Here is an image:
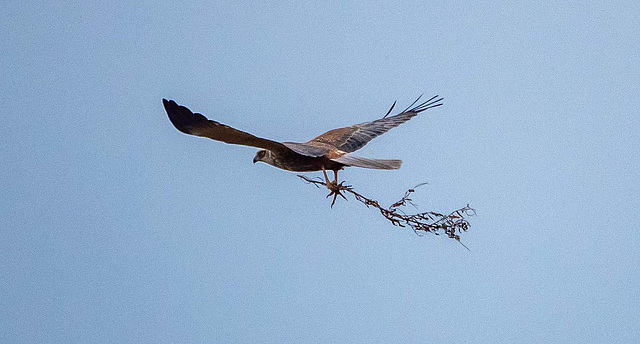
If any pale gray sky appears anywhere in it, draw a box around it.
[2,1,639,343]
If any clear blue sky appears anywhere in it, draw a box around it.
[2,1,639,343]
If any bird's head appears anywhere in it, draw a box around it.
[253,150,267,164]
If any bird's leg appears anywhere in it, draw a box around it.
[322,167,347,207]
[322,167,332,187]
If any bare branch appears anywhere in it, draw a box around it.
[298,175,475,249]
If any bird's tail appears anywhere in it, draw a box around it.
[331,155,402,170]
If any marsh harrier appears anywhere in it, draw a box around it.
[163,95,442,202]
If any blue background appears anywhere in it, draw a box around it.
[2,1,639,343]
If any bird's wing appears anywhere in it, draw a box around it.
[163,99,291,153]
[308,95,443,153]
[280,141,337,158]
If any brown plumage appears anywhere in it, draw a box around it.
[163,95,443,199]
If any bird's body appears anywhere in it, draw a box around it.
[253,148,345,172]
[163,95,442,204]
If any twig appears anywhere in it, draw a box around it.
[298,175,475,249]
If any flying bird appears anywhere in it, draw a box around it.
[163,95,443,204]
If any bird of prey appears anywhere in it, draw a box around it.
[163,95,443,204]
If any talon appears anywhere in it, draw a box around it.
[330,193,339,207]
[326,182,347,208]
[322,167,347,207]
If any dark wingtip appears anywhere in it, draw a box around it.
[406,94,444,113]
[163,99,190,133]
[163,99,210,135]
[162,98,175,109]
[382,100,397,119]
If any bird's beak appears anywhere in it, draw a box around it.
[253,156,258,164]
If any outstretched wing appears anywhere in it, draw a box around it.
[163,99,290,153]
[308,95,443,153]
[280,141,339,158]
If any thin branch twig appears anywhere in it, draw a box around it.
[298,175,475,250]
